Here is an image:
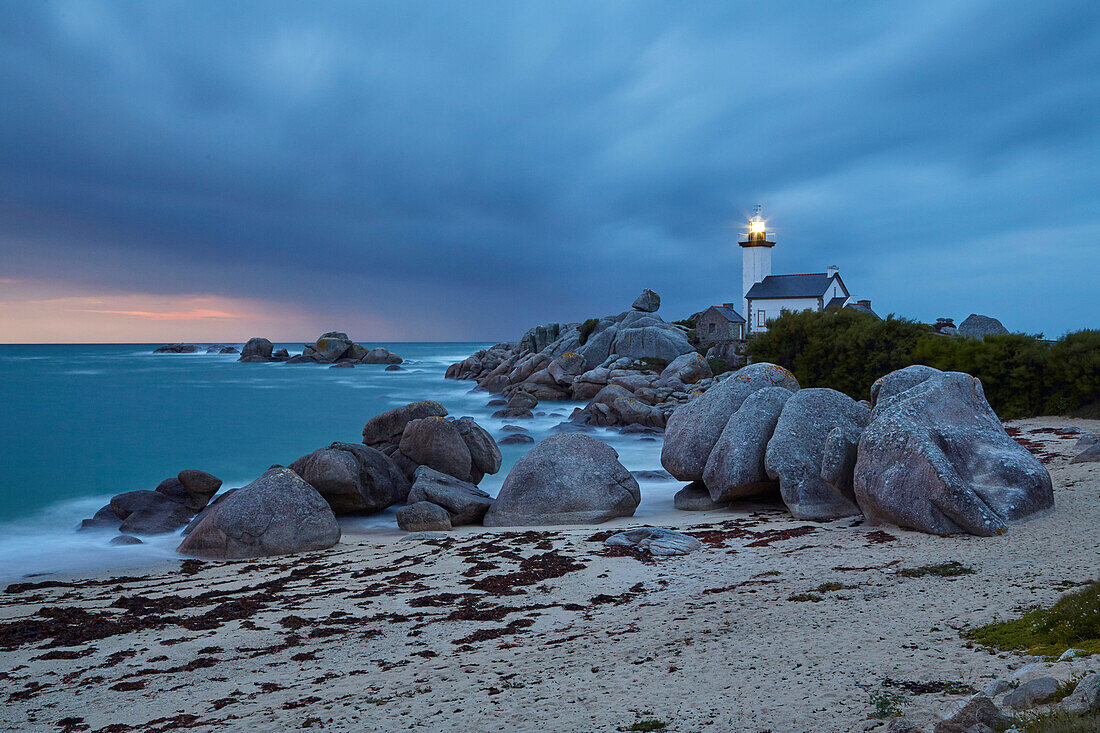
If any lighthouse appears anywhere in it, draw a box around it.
[740,205,774,325]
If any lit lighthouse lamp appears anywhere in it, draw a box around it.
[747,205,768,241]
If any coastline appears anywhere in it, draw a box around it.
[3,417,1097,732]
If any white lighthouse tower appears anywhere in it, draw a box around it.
[740,205,773,326]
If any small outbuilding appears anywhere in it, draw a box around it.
[696,303,745,345]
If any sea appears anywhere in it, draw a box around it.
[0,343,680,582]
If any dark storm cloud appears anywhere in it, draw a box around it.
[1,0,1098,339]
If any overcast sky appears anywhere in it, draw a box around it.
[1,1,1098,343]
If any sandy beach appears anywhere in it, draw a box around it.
[2,417,1097,733]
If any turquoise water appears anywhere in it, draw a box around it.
[0,343,678,581]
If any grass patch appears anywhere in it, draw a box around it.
[814,582,858,593]
[788,593,824,603]
[899,561,975,578]
[708,356,734,375]
[964,581,1100,658]
[578,318,600,345]
[1050,676,1083,704]
[626,720,667,731]
[868,689,908,719]
[1012,709,1100,733]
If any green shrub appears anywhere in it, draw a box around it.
[868,689,908,719]
[746,309,1100,419]
[578,318,600,346]
[964,581,1100,658]
[747,309,930,400]
[708,356,733,375]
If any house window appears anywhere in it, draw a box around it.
[709,323,716,333]
[757,310,766,327]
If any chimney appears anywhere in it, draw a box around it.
[826,265,839,279]
[858,299,871,307]
[722,302,736,308]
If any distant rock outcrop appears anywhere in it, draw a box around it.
[445,290,702,428]
[238,332,402,365]
[957,313,1009,338]
[153,343,199,353]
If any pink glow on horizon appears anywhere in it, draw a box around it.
[0,279,395,343]
[75,308,247,321]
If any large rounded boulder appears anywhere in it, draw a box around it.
[764,388,869,521]
[484,433,640,526]
[662,363,800,481]
[362,400,448,447]
[288,442,410,514]
[853,370,1053,536]
[399,416,473,481]
[177,467,340,559]
[870,364,942,409]
[702,387,793,502]
[453,417,502,481]
[239,337,274,361]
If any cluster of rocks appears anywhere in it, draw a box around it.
[932,313,1010,339]
[888,670,1100,732]
[448,289,729,430]
[153,343,239,354]
[79,469,225,544]
[661,362,1054,536]
[284,400,503,534]
[237,333,403,367]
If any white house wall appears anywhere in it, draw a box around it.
[749,297,820,331]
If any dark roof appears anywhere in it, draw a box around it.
[845,302,880,319]
[825,296,848,310]
[745,273,842,300]
[702,305,744,323]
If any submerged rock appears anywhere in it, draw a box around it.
[177,467,340,559]
[153,343,198,353]
[484,433,640,526]
[79,504,121,531]
[109,534,143,546]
